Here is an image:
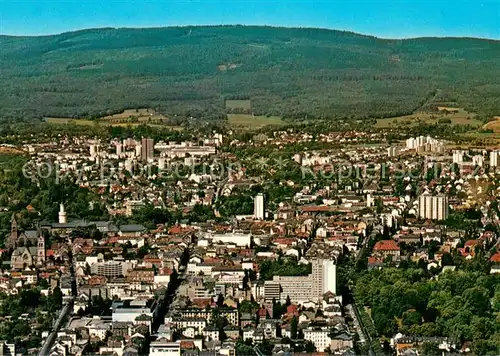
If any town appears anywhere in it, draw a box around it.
[0,120,498,356]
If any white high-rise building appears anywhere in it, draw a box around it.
[366,193,374,208]
[452,150,465,164]
[125,159,133,173]
[311,258,336,297]
[387,147,397,157]
[406,138,417,149]
[135,144,142,158]
[58,203,67,224]
[271,258,337,303]
[89,144,98,157]
[490,150,499,167]
[381,213,394,228]
[141,138,155,161]
[116,143,123,156]
[254,193,264,220]
[158,158,166,170]
[472,155,484,167]
[418,193,448,221]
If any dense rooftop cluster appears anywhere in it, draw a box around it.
[0,123,498,356]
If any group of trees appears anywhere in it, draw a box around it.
[355,268,500,355]
[0,286,63,350]
[0,154,111,244]
[258,257,310,281]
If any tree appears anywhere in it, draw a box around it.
[51,286,63,309]
[421,341,440,356]
[236,340,254,355]
[304,340,317,353]
[285,295,291,307]
[20,289,40,309]
[402,310,421,327]
[216,294,225,308]
[239,300,258,314]
[463,287,490,316]
[290,316,298,339]
[272,299,284,319]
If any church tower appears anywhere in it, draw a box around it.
[6,213,18,249]
[37,229,45,265]
[58,203,67,224]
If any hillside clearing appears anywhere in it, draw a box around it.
[225,99,252,110]
[227,114,285,128]
[375,109,482,128]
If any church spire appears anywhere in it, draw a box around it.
[6,213,18,249]
[37,229,45,265]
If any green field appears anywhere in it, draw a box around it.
[45,118,95,126]
[375,109,482,128]
[46,109,183,130]
[227,114,285,128]
[225,99,252,110]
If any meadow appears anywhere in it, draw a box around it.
[225,100,252,111]
[227,114,285,129]
[375,108,482,129]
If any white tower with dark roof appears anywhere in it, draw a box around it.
[58,203,67,224]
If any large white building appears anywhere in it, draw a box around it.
[418,193,448,221]
[269,258,336,304]
[387,147,398,157]
[472,155,484,167]
[452,150,465,164]
[90,260,131,278]
[311,258,336,299]
[406,136,443,152]
[199,232,252,247]
[303,326,332,352]
[112,299,158,323]
[490,150,499,167]
[149,339,180,356]
[254,193,265,220]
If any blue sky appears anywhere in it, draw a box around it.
[0,0,499,39]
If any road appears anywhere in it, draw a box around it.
[214,176,228,204]
[37,299,73,356]
[38,247,78,356]
[346,225,382,356]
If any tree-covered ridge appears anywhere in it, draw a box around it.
[1,25,500,121]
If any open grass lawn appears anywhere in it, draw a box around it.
[45,108,183,129]
[375,109,482,129]
[225,99,252,110]
[101,108,154,120]
[45,118,95,126]
[100,108,167,123]
[227,114,285,128]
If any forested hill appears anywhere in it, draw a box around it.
[1,25,500,121]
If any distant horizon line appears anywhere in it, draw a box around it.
[1,24,499,42]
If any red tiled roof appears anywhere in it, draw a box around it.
[286,305,298,315]
[368,257,383,264]
[257,307,267,317]
[169,225,182,234]
[299,205,331,212]
[489,252,500,263]
[180,341,195,349]
[373,240,400,251]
